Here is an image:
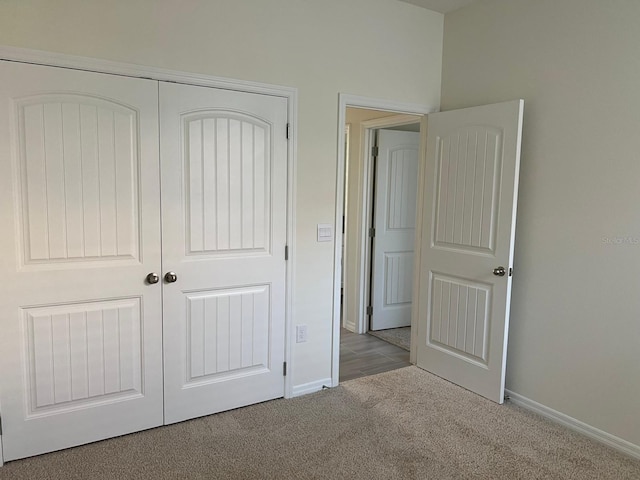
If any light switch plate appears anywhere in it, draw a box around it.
[317,224,333,242]
[296,325,308,343]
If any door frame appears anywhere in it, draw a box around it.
[358,115,424,335]
[332,94,436,387]
[0,48,298,463]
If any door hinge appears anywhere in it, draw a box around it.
[286,123,290,140]
[366,305,373,316]
[285,245,289,261]
[371,145,379,157]
[0,414,3,435]
[283,362,287,376]
[368,227,375,238]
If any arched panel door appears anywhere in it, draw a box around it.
[159,82,288,423]
[370,130,420,331]
[0,60,163,461]
[416,100,524,404]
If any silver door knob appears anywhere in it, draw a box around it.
[493,266,506,276]
[146,273,160,284]
[164,271,178,283]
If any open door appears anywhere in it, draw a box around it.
[415,100,524,404]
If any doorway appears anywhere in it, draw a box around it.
[335,101,430,384]
[333,95,524,405]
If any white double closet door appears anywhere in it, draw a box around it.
[0,61,287,461]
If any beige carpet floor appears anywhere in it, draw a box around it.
[368,327,411,351]
[1,366,639,479]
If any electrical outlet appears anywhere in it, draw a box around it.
[296,325,308,343]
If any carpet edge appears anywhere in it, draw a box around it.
[506,389,640,461]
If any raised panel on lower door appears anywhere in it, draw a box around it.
[427,274,490,366]
[384,252,414,307]
[24,299,143,414]
[185,286,270,382]
[0,60,163,461]
[160,82,287,424]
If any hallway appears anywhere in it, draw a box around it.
[339,328,410,382]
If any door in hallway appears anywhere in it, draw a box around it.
[370,129,420,331]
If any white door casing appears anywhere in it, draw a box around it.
[160,82,288,424]
[370,130,420,331]
[416,100,524,404]
[0,61,164,460]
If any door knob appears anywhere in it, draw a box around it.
[164,271,178,283]
[493,266,506,276]
[146,272,160,284]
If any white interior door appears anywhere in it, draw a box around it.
[0,61,164,461]
[160,82,288,424]
[370,130,420,330]
[416,100,524,404]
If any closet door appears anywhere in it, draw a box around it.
[0,61,163,461]
[160,82,288,423]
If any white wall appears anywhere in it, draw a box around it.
[0,0,443,388]
[442,0,640,447]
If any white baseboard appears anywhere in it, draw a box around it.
[343,320,356,333]
[292,378,333,398]
[505,389,640,460]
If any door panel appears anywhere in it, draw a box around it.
[433,126,502,253]
[160,82,287,424]
[24,298,143,408]
[0,61,163,461]
[416,100,524,404]
[371,130,420,330]
[184,113,271,254]
[185,286,270,380]
[19,95,141,265]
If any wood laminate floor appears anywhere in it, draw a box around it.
[339,328,411,382]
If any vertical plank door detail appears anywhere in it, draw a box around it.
[184,114,270,255]
[17,95,140,266]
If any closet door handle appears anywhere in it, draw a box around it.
[164,272,178,283]
[146,273,160,284]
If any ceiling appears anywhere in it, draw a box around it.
[398,0,477,14]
